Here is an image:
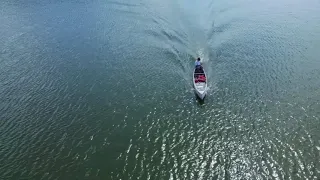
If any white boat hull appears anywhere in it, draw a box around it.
[194,82,207,100]
[193,66,207,100]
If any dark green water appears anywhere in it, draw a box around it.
[1,0,320,179]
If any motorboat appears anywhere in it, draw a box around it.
[193,65,207,100]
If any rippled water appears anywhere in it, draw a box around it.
[1,0,320,179]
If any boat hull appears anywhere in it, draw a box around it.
[195,89,206,100]
[193,66,207,100]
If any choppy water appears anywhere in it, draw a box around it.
[1,0,320,179]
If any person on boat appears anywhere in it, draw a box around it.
[195,57,201,67]
[195,57,203,74]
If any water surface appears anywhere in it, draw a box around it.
[1,0,320,179]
